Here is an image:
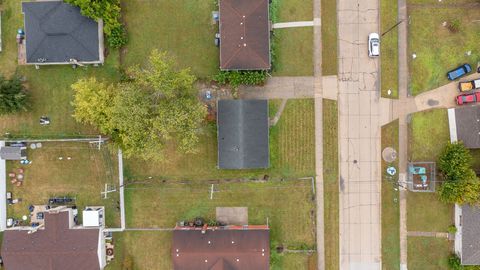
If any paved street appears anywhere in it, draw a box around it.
[337,0,382,269]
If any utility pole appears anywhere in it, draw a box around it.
[382,20,404,37]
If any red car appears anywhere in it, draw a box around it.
[456,92,480,105]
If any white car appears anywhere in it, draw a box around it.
[368,33,380,57]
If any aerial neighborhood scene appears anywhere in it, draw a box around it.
[0,0,479,269]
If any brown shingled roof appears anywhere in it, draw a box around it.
[172,228,270,270]
[1,211,101,270]
[219,0,271,70]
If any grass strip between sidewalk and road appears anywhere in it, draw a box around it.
[380,0,399,98]
[381,120,400,270]
[323,99,339,270]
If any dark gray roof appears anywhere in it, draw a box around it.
[0,147,26,160]
[453,106,480,148]
[217,100,269,169]
[462,205,480,265]
[22,1,100,64]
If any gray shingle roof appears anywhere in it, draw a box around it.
[217,99,269,169]
[453,106,480,149]
[461,205,480,265]
[22,1,101,64]
[0,147,26,160]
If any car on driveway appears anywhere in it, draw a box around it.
[368,33,380,57]
[459,79,480,92]
[456,92,480,105]
[447,64,472,81]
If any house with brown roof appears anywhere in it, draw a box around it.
[172,225,270,270]
[1,209,106,270]
[219,0,271,70]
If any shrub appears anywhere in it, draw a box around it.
[0,75,29,115]
[447,225,457,234]
[213,70,267,88]
[448,19,461,33]
[107,25,128,48]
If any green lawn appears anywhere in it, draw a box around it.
[408,0,478,4]
[6,142,121,227]
[124,99,315,180]
[321,0,338,76]
[381,120,400,270]
[125,180,316,247]
[105,232,172,270]
[273,28,314,76]
[407,237,451,270]
[121,0,218,79]
[408,6,480,95]
[0,0,120,138]
[407,192,453,232]
[380,0,398,98]
[323,99,339,270]
[277,0,313,22]
[409,109,450,161]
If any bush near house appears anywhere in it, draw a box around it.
[213,70,267,88]
[0,75,29,115]
[437,142,480,204]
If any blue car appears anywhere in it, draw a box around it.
[447,64,472,81]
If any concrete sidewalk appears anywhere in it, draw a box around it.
[272,21,317,29]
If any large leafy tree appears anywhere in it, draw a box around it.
[438,142,480,204]
[0,76,29,115]
[72,50,206,160]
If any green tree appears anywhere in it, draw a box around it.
[71,50,206,160]
[0,76,29,115]
[71,78,115,132]
[438,142,480,204]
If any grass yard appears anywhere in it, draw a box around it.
[408,109,450,161]
[276,0,313,22]
[380,0,398,98]
[408,6,480,95]
[321,0,338,76]
[407,109,454,232]
[125,180,316,247]
[272,28,314,76]
[407,237,451,270]
[381,120,400,270]
[408,0,478,4]
[124,99,315,180]
[277,253,317,270]
[121,0,218,79]
[6,142,121,227]
[407,192,453,232]
[0,0,120,138]
[105,232,172,270]
[323,99,339,270]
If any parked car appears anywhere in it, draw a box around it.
[459,79,480,92]
[456,92,480,105]
[447,64,472,81]
[368,33,380,57]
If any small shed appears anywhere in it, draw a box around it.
[0,146,27,160]
[82,207,104,227]
[217,100,269,169]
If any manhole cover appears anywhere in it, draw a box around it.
[382,147,397,162]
